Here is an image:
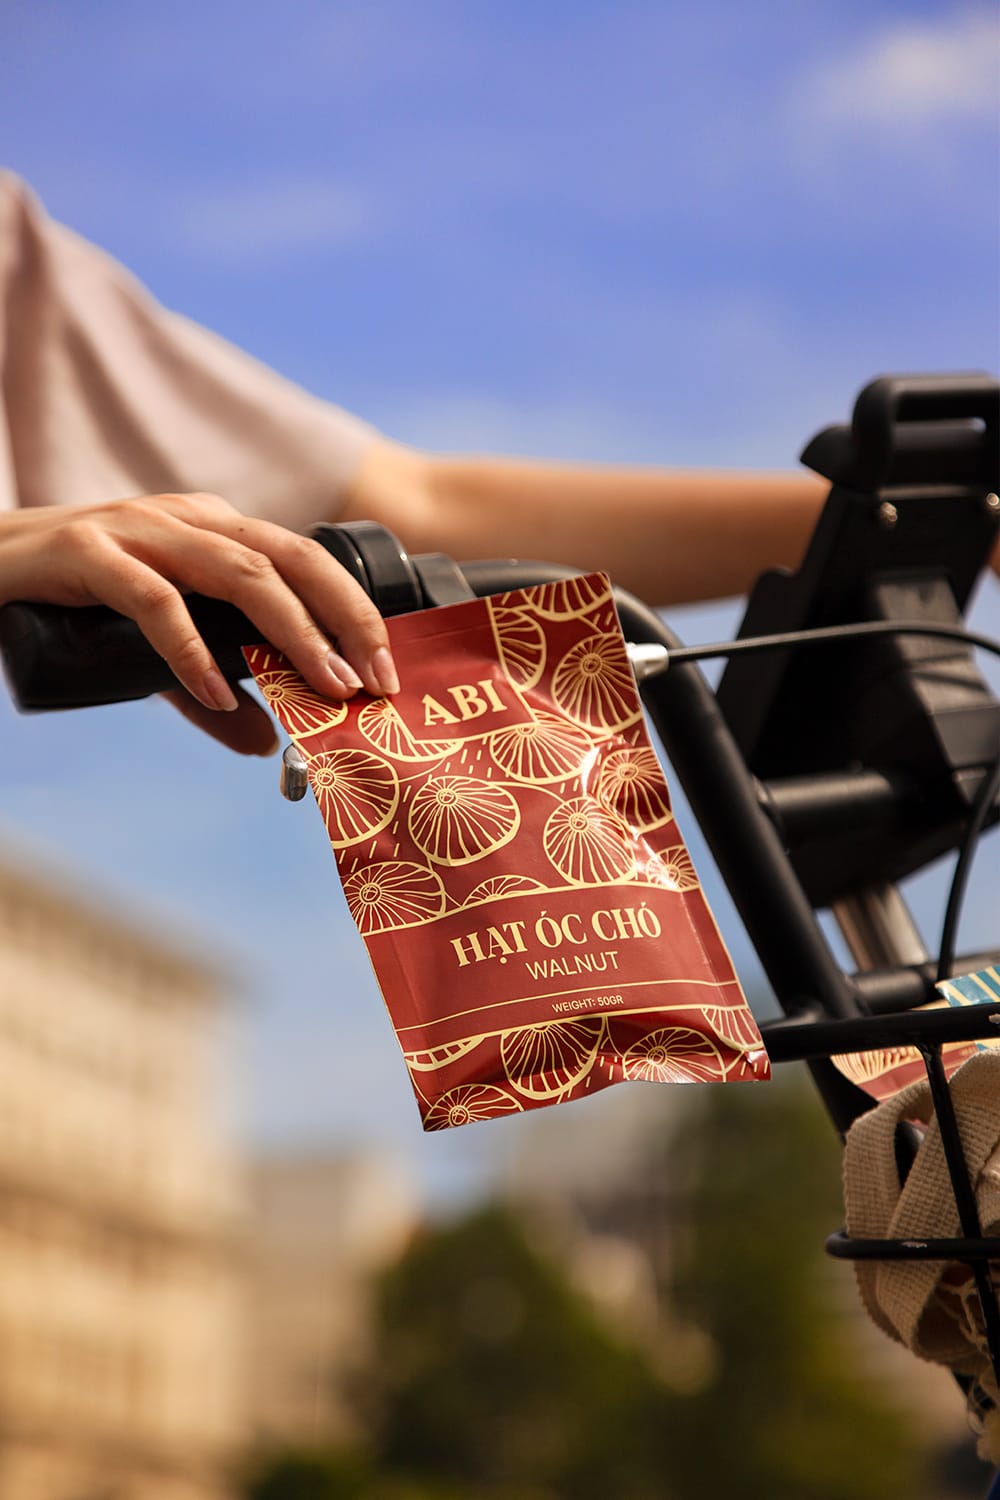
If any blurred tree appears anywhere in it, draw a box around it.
[366,1205,675,1499]
[243,1449,366,1500]
[663,1073,924,1500]
[246,1076,937,1500]
[242,1445,468,1500]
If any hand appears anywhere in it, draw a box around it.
[0,493,399,754]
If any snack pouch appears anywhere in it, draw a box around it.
[247,572,769,1130]
[832,965,1000,1102]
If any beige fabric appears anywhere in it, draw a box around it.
[0,172,379,528]
[843,1050,1000,1456]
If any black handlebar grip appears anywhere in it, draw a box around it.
[0,519,422,713]
[0,595,257,710]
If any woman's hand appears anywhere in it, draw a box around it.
[0,493,399,754]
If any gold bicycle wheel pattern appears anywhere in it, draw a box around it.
[542,797,634,885]
[489,605,547,689]
[357,697,458,762]
[408,775,520,866]
[404,1036,486,1073]
[832,1046,918,1086]
[309,749,399,847]
[342,860,446,934]
[700,1004,764,1053]
[424,1084,523,1130]
[252,666,349,739]
[597,747,674,831]
[551,633,639,732]
[500,1016,605,1099]
[488,711,593,784]
[644,846,700,892]
[507,575,611,620]
[462,874,548,908]
[622,1027,724,1083]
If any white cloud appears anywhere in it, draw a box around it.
[799,7,999,130]
[170,178,381,260]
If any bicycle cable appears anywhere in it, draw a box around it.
[628,615,1000,988]
[632,618,1000,676]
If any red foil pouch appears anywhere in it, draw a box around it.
[831,966,1000,1102]
[246,572,769,1130]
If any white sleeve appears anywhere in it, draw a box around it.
[0,172,380,532]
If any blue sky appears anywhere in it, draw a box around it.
[1,1,998,1201]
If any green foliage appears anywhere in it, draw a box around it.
[245,1075,933,1500]
[664,1074,923,1500]
[368,1205,674,1499]
[242,1446,466,1500]
[243,1448,366,1500]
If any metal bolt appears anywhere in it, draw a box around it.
[627,642,670,681]
[986,492,1000,513]
[280,742,309,802]
[876,501,898,530]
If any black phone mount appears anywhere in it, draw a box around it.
[715,373,1000,905]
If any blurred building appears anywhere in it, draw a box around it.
[0,855,246,1500]
[246,1150,417,1447]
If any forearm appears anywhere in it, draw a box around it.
[341,442,829,606]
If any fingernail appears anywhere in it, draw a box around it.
[202,669,239,712]
[372,646,400,695]
[327,651,363,691]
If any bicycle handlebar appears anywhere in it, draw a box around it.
[3,372,999,1445]
[0,519,422,711]
[3,372,997,713]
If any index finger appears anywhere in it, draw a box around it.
[179,513,400,698]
